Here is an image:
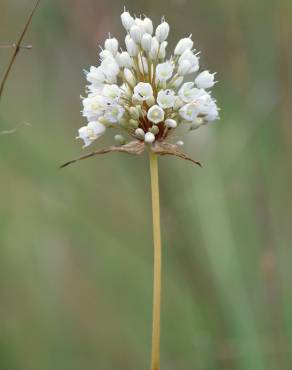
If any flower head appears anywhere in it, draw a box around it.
[65,9,220,168]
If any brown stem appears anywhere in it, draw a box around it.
[0,0,41,99]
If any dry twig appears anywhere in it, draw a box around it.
[0,0,41,99]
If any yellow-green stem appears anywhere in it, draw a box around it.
[149,151,162,370]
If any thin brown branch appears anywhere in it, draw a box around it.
[0,0,41,99]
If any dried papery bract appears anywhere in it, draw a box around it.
[62,9,219,370]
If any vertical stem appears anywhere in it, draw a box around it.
[149,151,162,370]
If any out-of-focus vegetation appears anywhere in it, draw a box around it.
[1,0,292,369]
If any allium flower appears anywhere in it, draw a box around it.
[133,82,153,101]
[147,105,165,124]
[62,11,221,370]
[64,9,219,168]
[157,89,176,109]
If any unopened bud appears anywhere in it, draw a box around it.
[129,106,140,119]
[129,119,139,128]
[149,125,159,135]
[135,128,145,139]
[114,134,126,145]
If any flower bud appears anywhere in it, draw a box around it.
[174,37,194,55]
[143,17,154,34]
[99,49,113,60]
[129,119,139,128]
[155,21,170,42]
[114,134,126,145]
[149,37,159,59]
[129,106,140,119]
[130,25,144,43]
[144,132,156,143]
[121,11,135,30]
[135,128,145,139]
[104,38,119,56]
[149,125,159,135]
[141,33,152,52]
[125,35,139,56]
[165,118,177,128]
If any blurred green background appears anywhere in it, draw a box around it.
[1,0,292,369]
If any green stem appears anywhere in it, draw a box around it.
[149,151,162,370]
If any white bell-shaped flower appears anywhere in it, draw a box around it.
[82,95,108,121]
[121,11,135,30]
[157,89,176,109]
[143,17,154,35]
[125,35,139,56]
[155,21,170,42]
[86,66,105,86]
[195,70,216,89]
[100,57,120,78]
[179,103,199,121]
[178,83,206,103]
[149,37,160,59]
[104,104,125,123]
[141,33,152,52]
[117,52,133,68]
[179,50,199,73]
[99,49,113,60]
[147,105,165,124]
[174,37,194,55]
[130,25,144,43]
[102,84,121,101]
[177,60,192,76]
[104,38,119,56]
[156,61,174,81]
[133,82,153,101]
[77,121,106,147]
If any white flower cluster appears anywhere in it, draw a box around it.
[77,10,219,148]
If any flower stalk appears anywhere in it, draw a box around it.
[149,150,162,370]
[61,9,219,369]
